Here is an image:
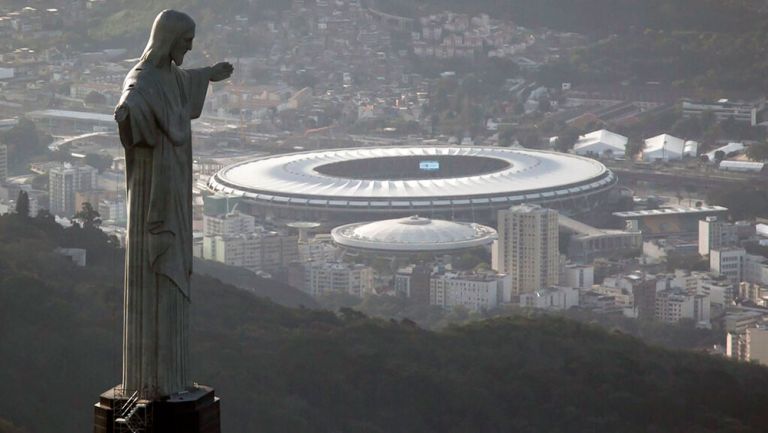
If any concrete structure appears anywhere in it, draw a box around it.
[394,264,432,305]
[744,254,768,286]
[298,234,340,262]
[727,326,768,366]
[27,109,115,133]
[55,247,87,267]
[202,229,299,274]
[202,234,262,272]
[643,238,699,263]
[709,247,768,285]
[724,311,766,333]
[710,247,745,284]
[493,204,559,294]
[299,260,375,297]
[332,216,497,253]
[580,290,625,314]
[208,146,617,224]
[642,134,685,161]
[682,99,766,126]
[519,286,579,310]
[738,282,768,307]
[654,288,710,325]
[49,164,97,216]
[559,214,642,263]
[98,199,127,225]
[430,271,512,311]
[573,129,627,158]
[203,211,257,237]
[614,206,729,238]
[698,216,737,256]
[563,264,594,289]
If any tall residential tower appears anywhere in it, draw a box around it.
[493,204,559,295]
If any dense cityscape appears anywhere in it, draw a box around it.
[4,0,768,432]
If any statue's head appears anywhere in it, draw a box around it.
[141,9,196,67]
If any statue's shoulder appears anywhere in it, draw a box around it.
[122,62,160,94]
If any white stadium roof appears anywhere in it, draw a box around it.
[208,146,615,208]
[331,216,498,252]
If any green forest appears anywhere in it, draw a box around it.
[3,212,768,432]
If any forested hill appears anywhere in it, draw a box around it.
[3,212,768,432]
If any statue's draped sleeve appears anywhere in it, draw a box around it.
[115,65,210,298]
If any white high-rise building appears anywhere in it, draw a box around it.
[698,216,737,256]
[493,204,559,294]
[49,164,97,216]
[0,143,7,182]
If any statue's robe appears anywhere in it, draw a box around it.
[116,62,208,397]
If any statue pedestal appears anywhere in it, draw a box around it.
[94,385,220,433]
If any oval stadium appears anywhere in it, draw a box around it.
[207,146,617,224]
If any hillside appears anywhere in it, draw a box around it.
[2,213,768,432]
[375,0,764,35]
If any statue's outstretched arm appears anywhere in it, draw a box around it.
[208,62,234,82]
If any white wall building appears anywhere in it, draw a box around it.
[202,231,299,273]
[682,99,765,126]
[430,272,512,311]
[519,286,579,310]
[203,211,257,237]
[642,133,685,161]
[303,261,374,297]
[710,247,746,284]
[202,234,262,272]
[493,204,559,294]
[727,326,768,366]
[573,129,627,158]
[698,216,737,256]
[654,288,710,325]
[705,142,745,161]
[98,199,126,224]
[563,264,594,289]
[298,234,340,262]
[744,254,768,286]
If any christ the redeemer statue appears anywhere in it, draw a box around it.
[114,9,233,399]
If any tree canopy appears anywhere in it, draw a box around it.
[2,213,768,433]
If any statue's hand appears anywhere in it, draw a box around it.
[210,62,234,82]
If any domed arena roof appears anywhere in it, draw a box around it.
[331,216,498,252]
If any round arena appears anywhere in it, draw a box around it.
[207,146,617,224]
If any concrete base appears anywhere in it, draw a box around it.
[94,385,220,433]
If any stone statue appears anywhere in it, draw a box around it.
[114,9,233,398]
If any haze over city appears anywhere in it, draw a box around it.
[3,0,768,432]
